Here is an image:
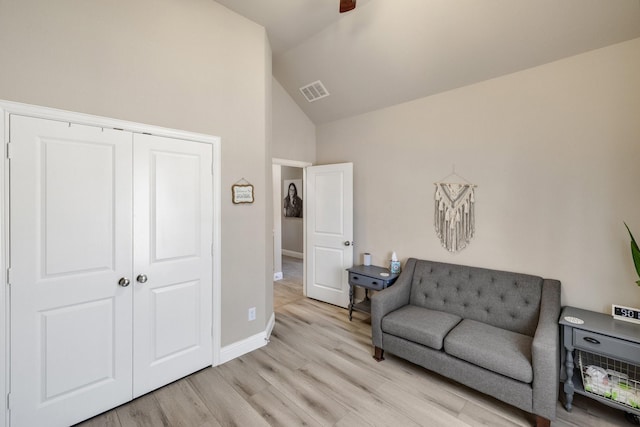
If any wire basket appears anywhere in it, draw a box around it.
[578,350,640,409]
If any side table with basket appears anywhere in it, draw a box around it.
[560,306,640,420]
[346,265,399,321]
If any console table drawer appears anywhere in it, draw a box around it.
[348,272,387,290]
[574,329,640,362]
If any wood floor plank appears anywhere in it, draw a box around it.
[188,367,270,427]
[369,355,470,416]
[309,345,389,393]
[214,356,271,399]
[273,283,303,308]
[374,380,472,427]
[75,409,121,427]
[335,411,375,427]
[248,385,324,427]
[153,378,221,427]
[298,362,421,427]
[265,367,349,426]
[269,319,344,365]
[115,393,171,427]
[245,350,350,426]
[457,400,529,427]
[261,329,309,370]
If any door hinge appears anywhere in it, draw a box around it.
[211,243,214,256]
[6,268,11,286]
[6,141,12,159]
[6,392,11,410]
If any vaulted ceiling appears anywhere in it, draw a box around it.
[215,0,640,124]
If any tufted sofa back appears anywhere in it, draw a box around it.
[408,259,543,337]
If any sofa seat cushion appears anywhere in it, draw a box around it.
[381,305,461,350]
[444,319,533,383]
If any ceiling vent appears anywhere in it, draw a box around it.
[299,80,329,102]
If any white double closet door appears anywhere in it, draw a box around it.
[9,115,214,427]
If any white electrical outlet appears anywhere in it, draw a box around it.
[248,307,256,321]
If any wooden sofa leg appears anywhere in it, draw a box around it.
[535,416,550,427]
[373,346,384,361]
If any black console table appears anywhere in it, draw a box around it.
[560,306,640,415]
[346,265,398,321]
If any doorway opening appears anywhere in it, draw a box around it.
[272,159,311,287]
[272,159,354,310]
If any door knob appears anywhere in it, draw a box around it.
[118,277,130,287]
[136,274,148,284]
[344,241,354,246]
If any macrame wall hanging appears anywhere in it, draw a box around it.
[434,168,477,253]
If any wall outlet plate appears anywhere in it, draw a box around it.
[248,307,256,321]
[612,304,640,324]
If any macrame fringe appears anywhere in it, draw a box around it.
[434,183,476,252]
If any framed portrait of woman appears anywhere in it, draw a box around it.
[283,179,303,218]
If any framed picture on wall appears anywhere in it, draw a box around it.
[283,179,303,218]
[232,183,254,204]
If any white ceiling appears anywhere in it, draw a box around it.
[215,0,640,124]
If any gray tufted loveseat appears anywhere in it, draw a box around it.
[371,258,561,427]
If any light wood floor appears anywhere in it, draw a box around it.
[77,256,633,427]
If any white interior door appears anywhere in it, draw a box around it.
[305,163,353,308]
[9,116,133,427]
[132,133,213,397]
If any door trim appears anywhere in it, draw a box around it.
[0,100,222,427]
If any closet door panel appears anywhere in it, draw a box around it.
[132,133,213,397]
[9,116,133,427]
[43,138,116,274]
[153,149,201,260]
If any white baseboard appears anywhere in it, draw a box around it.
[266,312,275,340]
[274,271,283,281]
[282,249,303,259]
[219,312,275,364]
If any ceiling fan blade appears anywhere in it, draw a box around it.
[339,0,356,13]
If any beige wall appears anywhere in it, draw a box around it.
[272,78,316,164]
[0,0,271,346]
[317,38,640,313]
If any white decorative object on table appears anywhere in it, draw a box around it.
[363,252,372,266]
[563,316,584,325]
[389,251,401,273]
[612,304,640,324]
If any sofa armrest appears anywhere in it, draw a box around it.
[531,278,561,420]
[371,258,416,348]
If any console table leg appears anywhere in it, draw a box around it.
[348,284,354,321]
[563,348,574,412]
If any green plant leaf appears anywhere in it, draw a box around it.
[625,222,640,280]
[632,243,640,275]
